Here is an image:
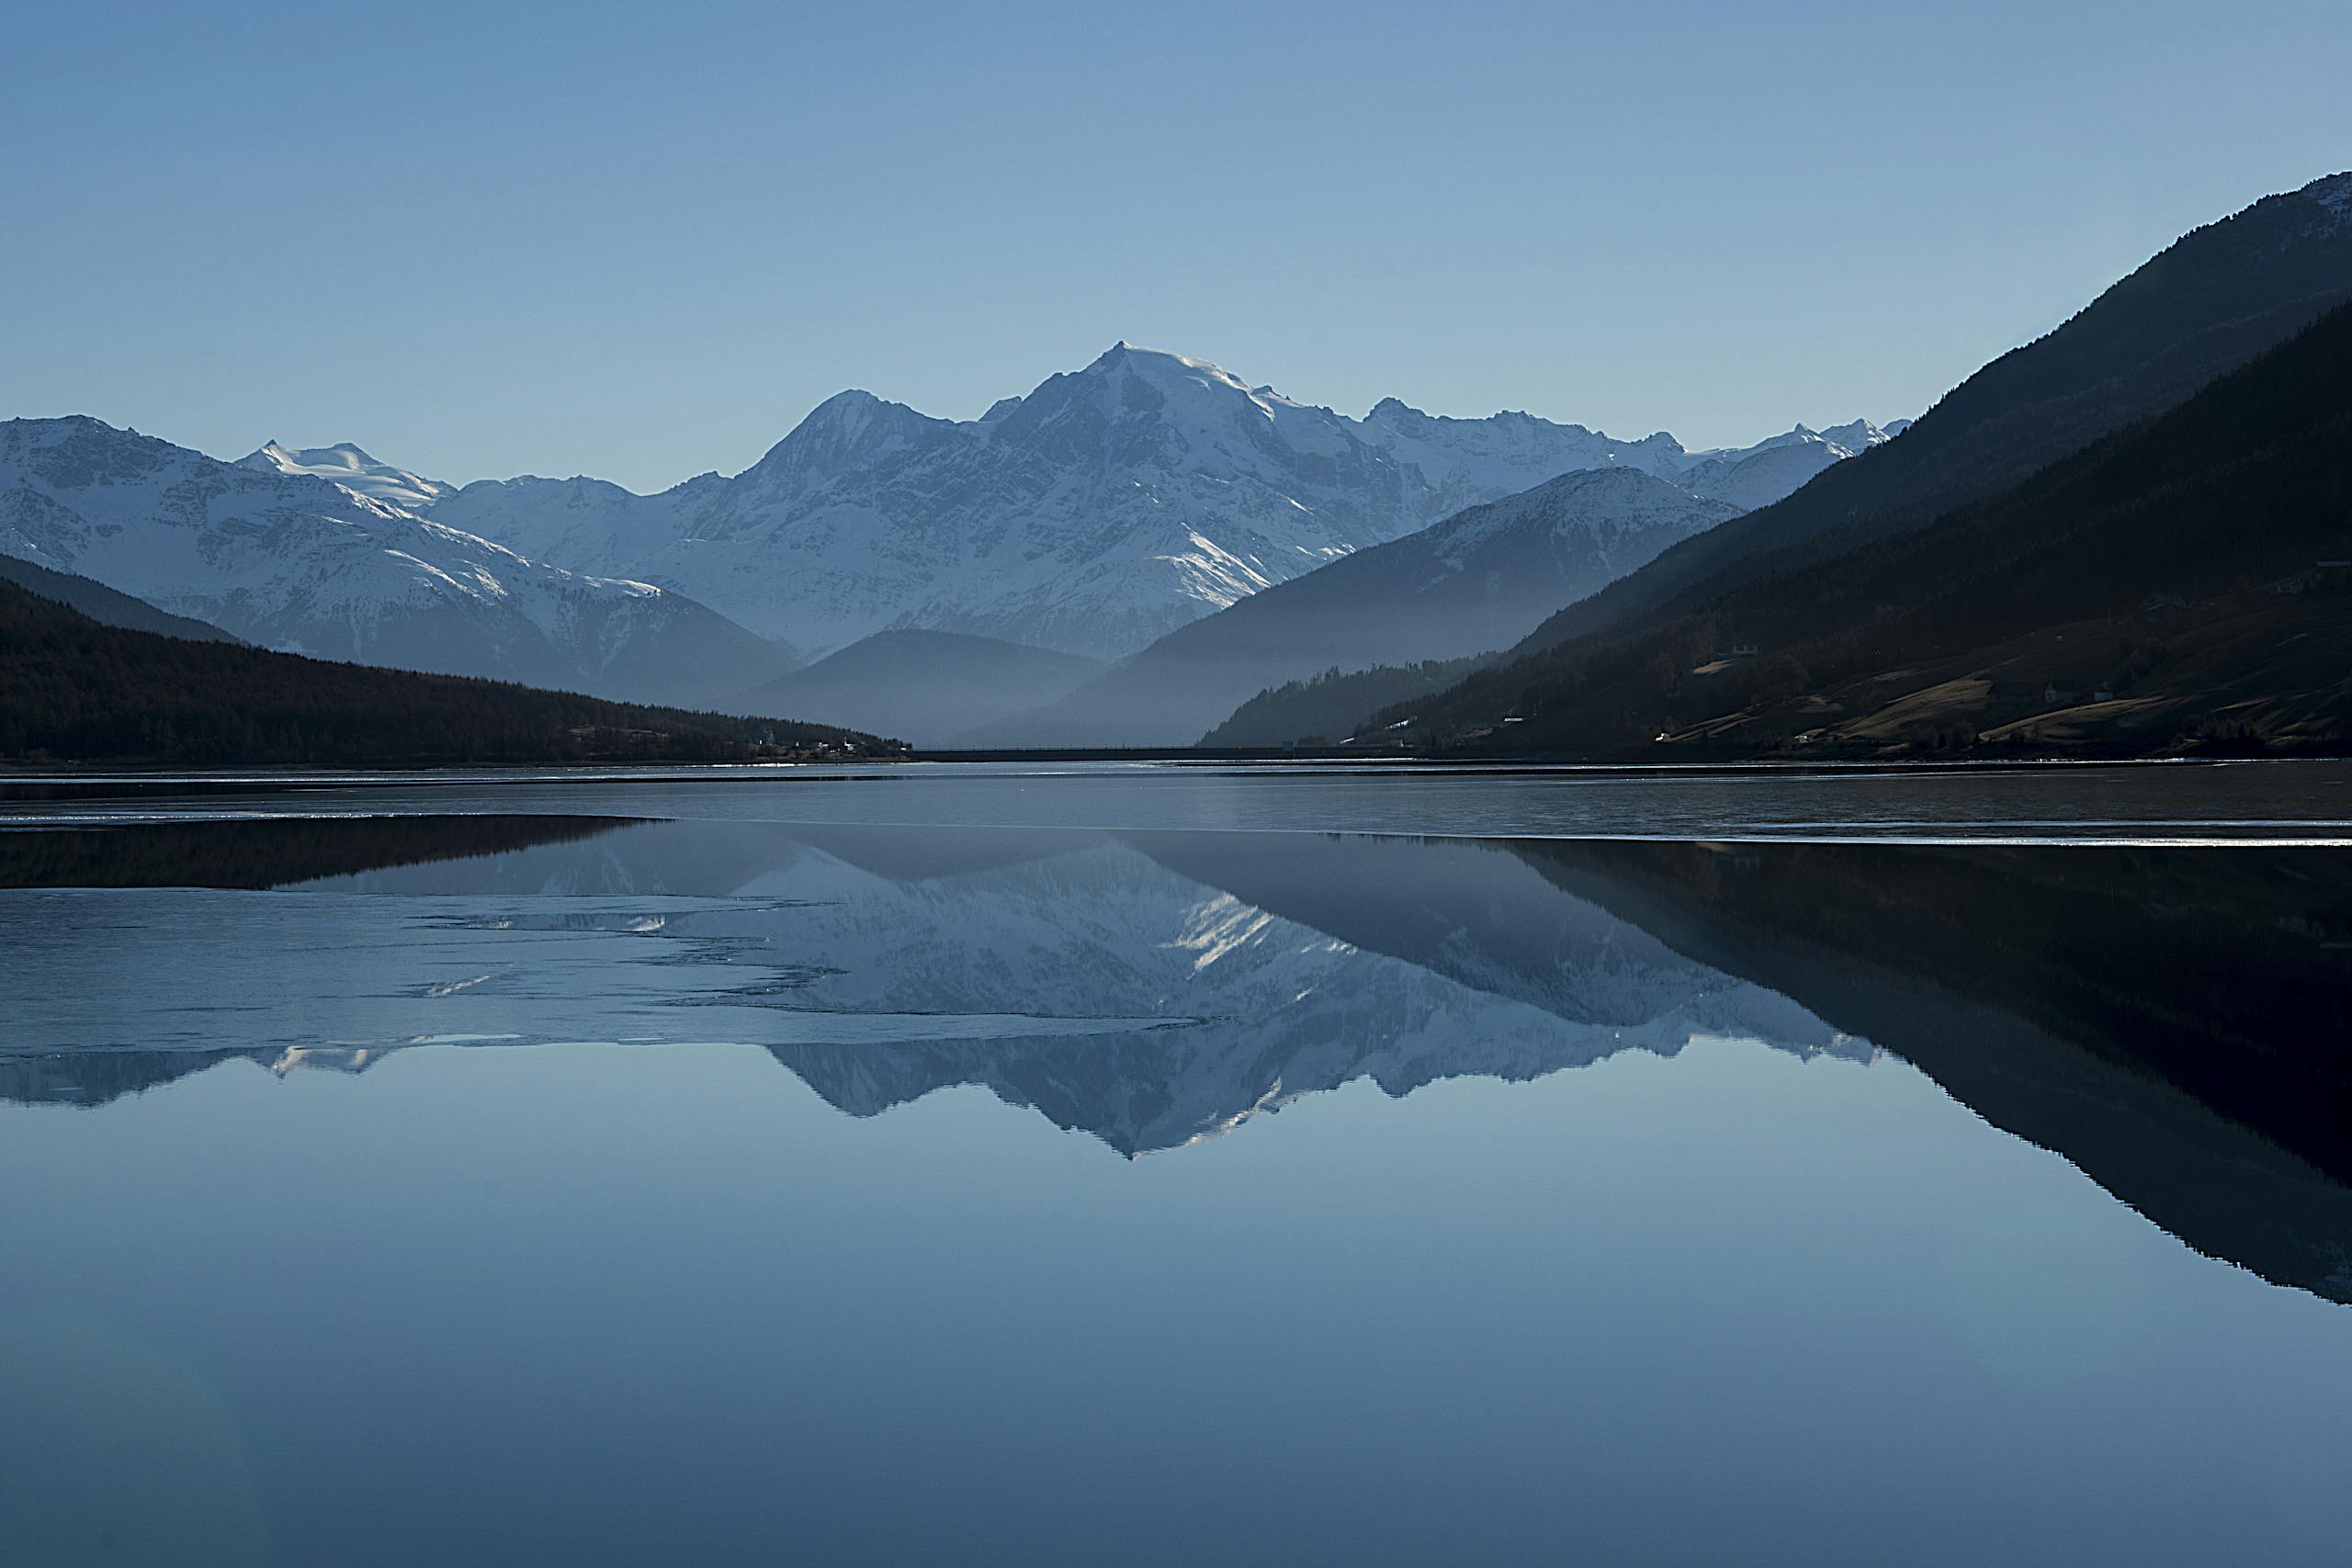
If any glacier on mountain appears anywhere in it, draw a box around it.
[239,440,456,513]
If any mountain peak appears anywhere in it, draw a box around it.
[1815,418,1894,456]
[1022,343,1301,432]
[251,439,379,466]
[233,440,449,512]
[789,389,898,434]
[741,388,952,487]
[1086,341,1238,382]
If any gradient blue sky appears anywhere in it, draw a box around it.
[4,0,2345,491]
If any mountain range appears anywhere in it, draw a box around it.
[2,354,1879,728]
[0,417,787,705]
[9,168,2346,759]
[331,344,1885,662]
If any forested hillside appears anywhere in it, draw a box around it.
[0,578,900,766]
[1376,301,2352,758]
[1513,170,2352,659]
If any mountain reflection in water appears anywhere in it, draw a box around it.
[3,813,2347,1303]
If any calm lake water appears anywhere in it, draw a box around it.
[4,762,2350,1566]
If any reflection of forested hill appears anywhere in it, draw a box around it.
[1513,840,2352,1301]
[0,815,639,889]
[0,1050,250,1107]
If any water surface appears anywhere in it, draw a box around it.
[4,765,2348,1565]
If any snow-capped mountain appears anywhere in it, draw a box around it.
[0,417,787,704]
[968,466,1744,748]
[238,440,456,513]
[1675,420,1899,511]
[412,344,1896,660]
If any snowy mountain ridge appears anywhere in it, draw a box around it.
[239,440,457,513]
[0,416,787,704]
[342,344,1901,660]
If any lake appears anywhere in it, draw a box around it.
[4,761,2349,1566]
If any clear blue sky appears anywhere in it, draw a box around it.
[4,0,2345,492]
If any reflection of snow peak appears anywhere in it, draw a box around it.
[1158,1077,1296,1156]
[1,826,1878,1155]
[1170,894,1278,971]
[267,1045,390,1077]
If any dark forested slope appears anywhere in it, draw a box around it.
[1512,170,2352,660]
[1381,295,2352,758]
[0,553,240,642]
[0,578,900,765]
